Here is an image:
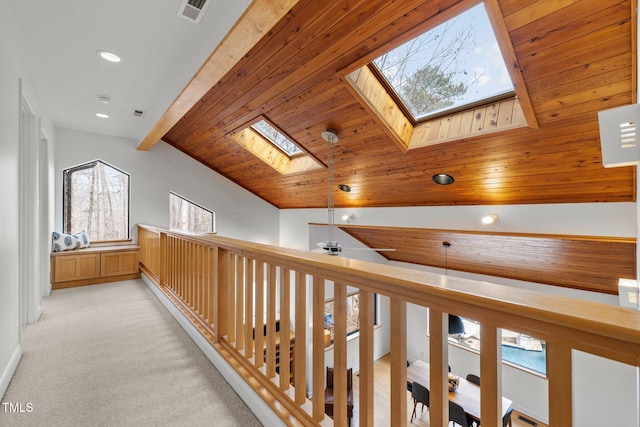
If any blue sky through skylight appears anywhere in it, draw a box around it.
[373,2,514,120]
[251,119,302,156]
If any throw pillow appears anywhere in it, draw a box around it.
[51,230,91,252]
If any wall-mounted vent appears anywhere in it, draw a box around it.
[177,0,210,24]
[133,110,145,117]
[598,104,640,167]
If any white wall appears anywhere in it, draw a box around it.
[279,204,639,425]
[0,0,55,399]
[54,129,280,244]
[280,203,636,250]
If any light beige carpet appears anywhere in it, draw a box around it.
[0,280,262,427]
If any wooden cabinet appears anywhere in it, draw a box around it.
[101,251,139,277]
[51,245,140,290]
[53,253,100,283]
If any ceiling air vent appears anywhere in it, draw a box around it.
[133,110,145,117]
[177,0,210,24]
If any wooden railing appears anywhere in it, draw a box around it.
[137,225,640,427]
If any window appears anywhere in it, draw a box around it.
[372,2,514,121]
[169,192,215,234]
[324,292,377,343]
[251,119,303,156]
[453,317,547,376]
[228,116,323,175]
[63,160,129,241]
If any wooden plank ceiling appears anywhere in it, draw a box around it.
[161,0,635,210]
[338,224,636,294]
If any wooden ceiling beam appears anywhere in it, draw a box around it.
[136,0,300,151]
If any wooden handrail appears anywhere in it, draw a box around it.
[137,224,640,427]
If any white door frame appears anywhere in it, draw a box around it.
[39,122,51,298]
[19,80,42,326]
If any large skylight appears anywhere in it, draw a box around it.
[251,119,302,156]
[372,2,514,121]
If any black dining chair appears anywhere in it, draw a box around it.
[466,373,480,386]
[503,405,514,427]
[410,381,430,422]
[449,400,474,427]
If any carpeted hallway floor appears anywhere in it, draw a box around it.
[0,280,262,427]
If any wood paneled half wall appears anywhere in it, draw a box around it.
[336,225,636,295]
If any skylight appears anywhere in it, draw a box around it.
[372,2,514,121]
[251,119,302,156]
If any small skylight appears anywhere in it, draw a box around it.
[251,119,302,156]
[372,2,514,121]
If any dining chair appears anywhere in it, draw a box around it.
[410,381,430,422]
[449,400,474,427]
[466,373,480,386]
[503,405,514,427]
[324,367,354,426]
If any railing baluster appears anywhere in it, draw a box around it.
[217,248,230,341]
[266,264,277,378]
[279,267,291,390]
[429,308,448,427]
[201,245,208,322]
[211,246,219,341]
[333,280,347,427]
[480,321,502,426]
[195,243,201,315]
[188,241,194,308]
[201,244,206,316]
[312,275,325,422]
[236,255,245,352]
[548,341,573,426]
[244,258,255,361]
[159,232,166,287]
[178,238,184,298]
[294,270,307,405]
[228,253,237,345]
[390,297,407,426]
[207,246,215,327]
[255,261,265,368]
[359,289,374,427]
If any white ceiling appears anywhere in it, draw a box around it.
[9,0,251,141]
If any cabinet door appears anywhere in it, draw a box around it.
[101,251,140,277]
[54,254,100,282]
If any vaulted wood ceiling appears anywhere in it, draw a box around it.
[156,0,636,210]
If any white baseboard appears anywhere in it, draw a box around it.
[0,345,22,400]
[141,275,284,427]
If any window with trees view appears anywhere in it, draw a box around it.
[169,192,215,234]
[324,292,377,343]
[372,2,514,121]
[63,160,130,241]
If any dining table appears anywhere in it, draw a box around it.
[406,360,513,423]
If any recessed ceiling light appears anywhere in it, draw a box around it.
[97,50,121,63]
[97,96,111,104]
[433,173,455,185]
[337,184,351,192]
[95,113,109,119]
[481,214,499,225]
